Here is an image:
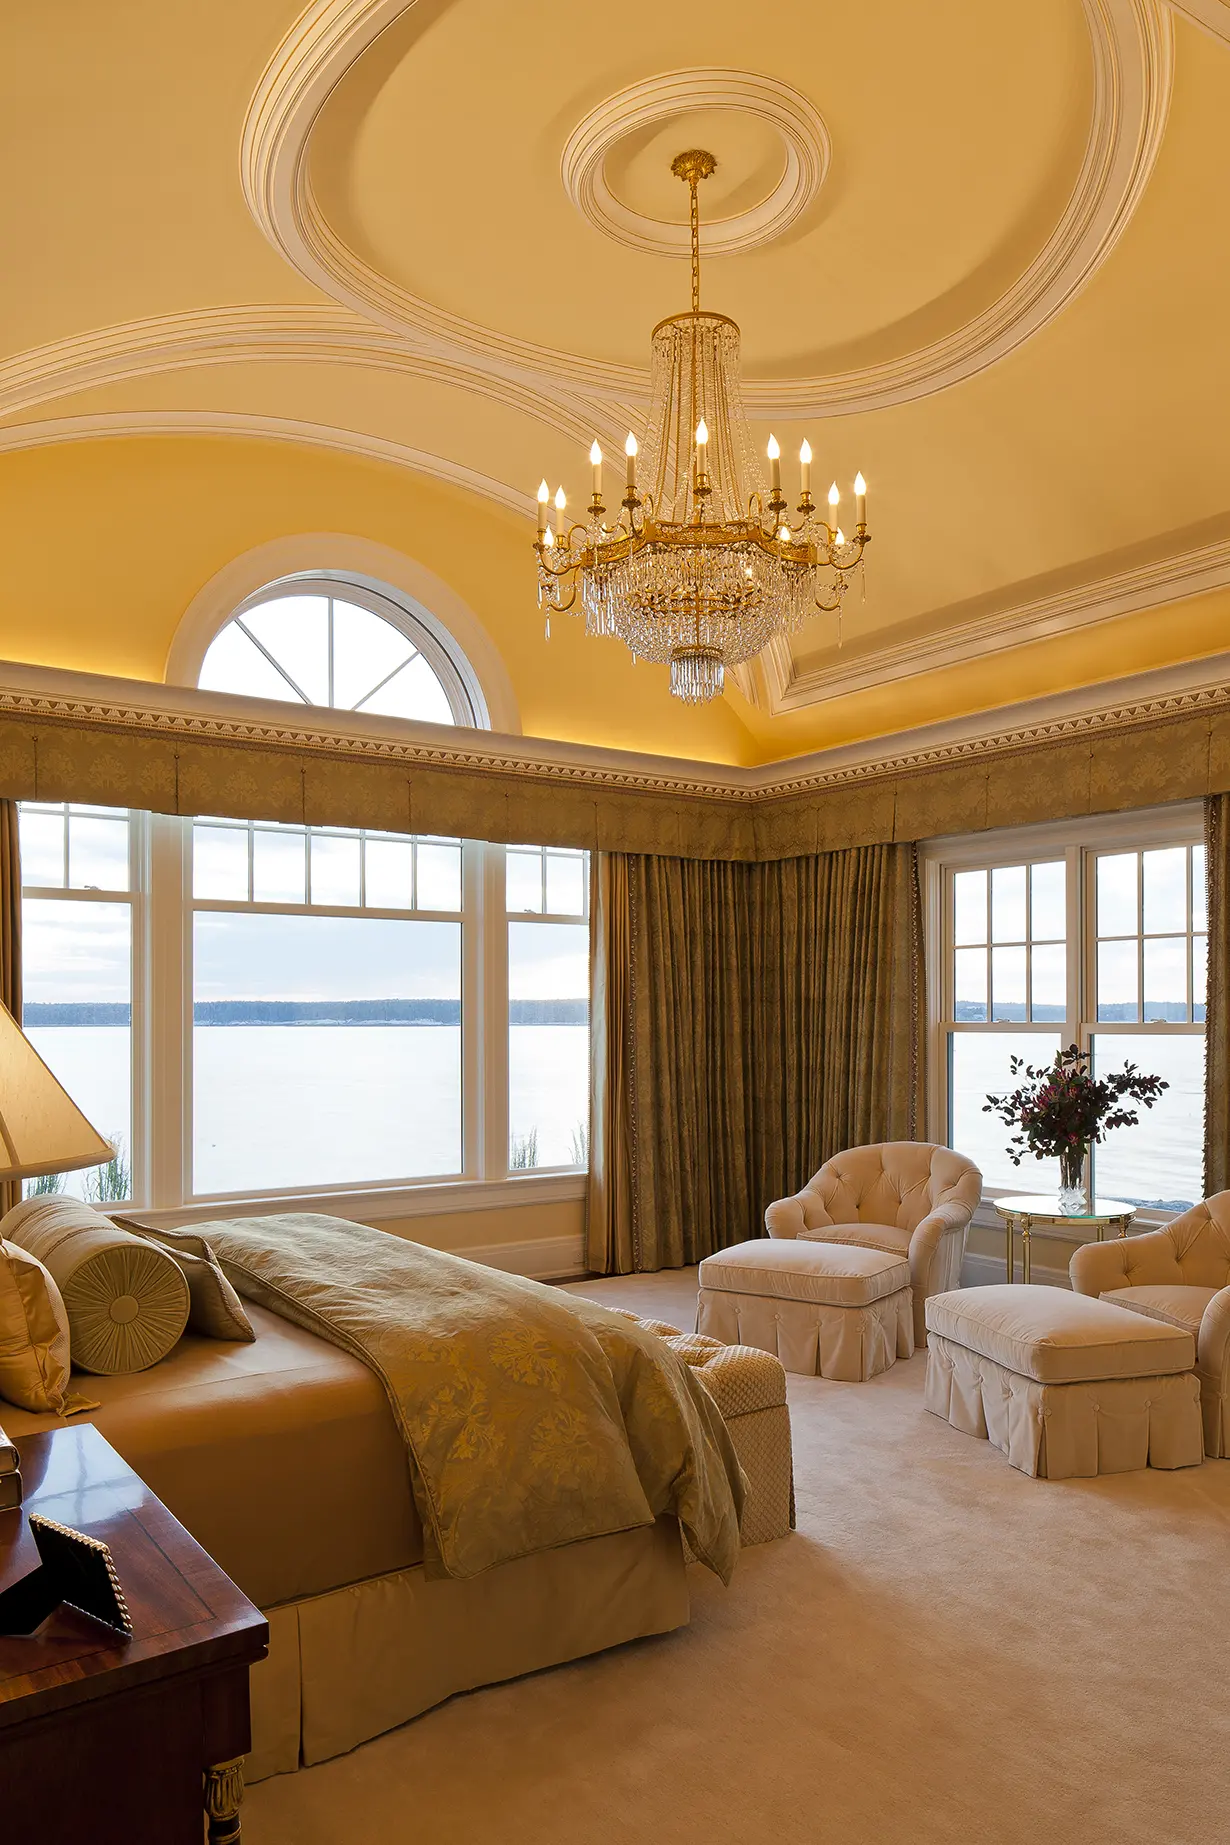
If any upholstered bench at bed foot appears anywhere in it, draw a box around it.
[613,1313,794,1544]
[923,1284,1204,1479]
[695,1239,914,1380]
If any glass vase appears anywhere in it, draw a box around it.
[1058,1145,1089,1216]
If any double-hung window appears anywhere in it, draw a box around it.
[18,803,135,1202]
[17,810,591,1209]
[190,819,465,1196]
[505,846,590,1170]
[928,807,1206,1213]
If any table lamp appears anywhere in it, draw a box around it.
[0,1001,114,1187]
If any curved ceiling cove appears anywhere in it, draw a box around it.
[241,0,1171,415]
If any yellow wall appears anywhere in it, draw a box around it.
[2,432,1226,773]
[0,435,760,766]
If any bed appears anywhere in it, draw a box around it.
[2,1214,789,1781]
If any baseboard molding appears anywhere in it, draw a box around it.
[962,1249,1072,1290]
[457,1232,587,1281]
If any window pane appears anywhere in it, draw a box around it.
[507,850,543,914]
[364,838,413,910]
[20,809,66,887]
[241,598,330,706]
[1194,934,1207,1024]
[953,948,986,1021]
[193,913,461,1192]
[1192,845,1207,931]
[1097,853,1137,935]
[953,870,986,947]
[330,601,413,710]
[22,897,132,1203]
[416,842,462,913]
[948,1031,1061,1192]
[509,921,589,1169]
[68,817,128,892]
[253,829,306,904]
[545,852,586,916]
[990,865,1026,943]
[1097,939,1138,1021]
[990,945,1027,1021]
[193,825,249,901]
[359,654,454,726]
[198,621,304,703]
[1142,937,1187,1022]
[1091,1033,1204,1211]
[1030,943,1066,1021]
[1142,847,1186,936]
[310,835,361,907]
[1029,861,1065,941]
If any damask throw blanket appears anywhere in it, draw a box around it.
[195,1214,744,1584]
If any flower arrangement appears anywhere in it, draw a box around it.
[983,1043,1168,1211]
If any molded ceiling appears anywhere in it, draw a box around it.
[1,0,1229,764]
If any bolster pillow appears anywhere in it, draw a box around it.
[0,1197,190,1375]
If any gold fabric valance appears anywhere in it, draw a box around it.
[0,670,1225,859]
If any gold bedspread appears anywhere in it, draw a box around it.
[198,1214,745,1584]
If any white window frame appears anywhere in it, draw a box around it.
[922,802,1205,1231]
[18,803,143,1205]
[209,574,485,727]
[505,845,592,1175]
[21,809,588,1226]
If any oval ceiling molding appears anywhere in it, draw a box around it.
[560,70,831,259]
[240,0,1173,418]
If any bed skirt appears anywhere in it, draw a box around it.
[246,1514,688,1779]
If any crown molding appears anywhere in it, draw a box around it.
[1,650,1228,809]
[0,305,624,451]
[561,70,830,260]
[1172,0,1230,43]
[239,0,1171,417]
[0,408,538,520]
[752,529,1230,713]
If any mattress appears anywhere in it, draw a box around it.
[1,1304,421,1606]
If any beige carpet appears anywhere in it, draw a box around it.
[245,1269,1230,1845]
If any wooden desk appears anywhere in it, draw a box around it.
[0,1423,268,1845]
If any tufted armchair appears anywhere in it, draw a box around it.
[1070,1194,1230,1456]
[765,1142,983,1346]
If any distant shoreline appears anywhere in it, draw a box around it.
[26,999,588,1027]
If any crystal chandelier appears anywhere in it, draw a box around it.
[534,149,870,704]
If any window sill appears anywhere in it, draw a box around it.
[124,1170,587,1229]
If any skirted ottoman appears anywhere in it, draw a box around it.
[924,1284,1204,1478]
[613,1311,794,1544]
[696,1239,914,1381]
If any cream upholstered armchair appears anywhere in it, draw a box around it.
[765,1142,983,1346]
[1070,1195,1230,1457]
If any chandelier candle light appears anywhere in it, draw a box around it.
[533,149,870,704]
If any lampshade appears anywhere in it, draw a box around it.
[0,1003,114,1180]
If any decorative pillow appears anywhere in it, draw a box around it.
[0,1198,190,1376]
[0,1237,72,1412]
[110,1217,255,1343]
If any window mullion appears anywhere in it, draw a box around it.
[145,813,188,1210]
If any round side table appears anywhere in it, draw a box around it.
[992,1195,1137,1285]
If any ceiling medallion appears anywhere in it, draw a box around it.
[561,69,830,259]
[534,151,868,706]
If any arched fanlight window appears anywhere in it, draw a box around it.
[197,575,485,727]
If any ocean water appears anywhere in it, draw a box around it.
[949,1031,1204,1210]
[28,1024,589,1199]
[29,1023,1204,1212]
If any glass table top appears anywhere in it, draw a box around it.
[993,1195,1137,1223]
